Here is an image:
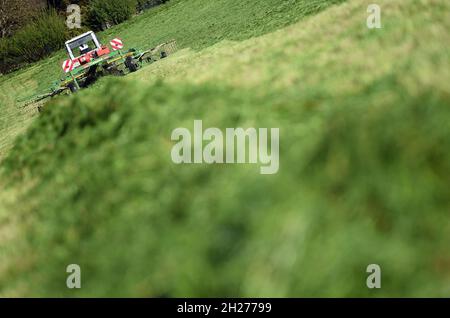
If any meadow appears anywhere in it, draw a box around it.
[0,0,449,296]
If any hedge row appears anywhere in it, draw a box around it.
[0,10,68,74]
[87,0,169,30]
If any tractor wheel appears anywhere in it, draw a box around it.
[84,65,100,87]
[160,51,168,59]
[125,56,139,73]
[68,83,78,93]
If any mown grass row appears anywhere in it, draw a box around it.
[2,75,450,296]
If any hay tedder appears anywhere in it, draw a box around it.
[25,31,177,106]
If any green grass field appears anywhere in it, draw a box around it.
[0,0,449,297]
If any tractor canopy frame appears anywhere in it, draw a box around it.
[65,31,102,60]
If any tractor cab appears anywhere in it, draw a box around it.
[65,31,110,66]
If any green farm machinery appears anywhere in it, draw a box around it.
[25,31,177,106]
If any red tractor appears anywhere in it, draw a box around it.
[22,31,177,107]
[57,31,177,93]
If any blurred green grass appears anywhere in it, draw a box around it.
[1,0,450,296]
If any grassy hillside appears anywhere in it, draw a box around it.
[1,0,450,297]
[0,0,343,158]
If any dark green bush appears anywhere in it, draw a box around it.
[137,0,169,12]
[87,0,137,30]
[8,10,67,64]
[0,10,67,74]
[0,34,26,74]
[0,38,11,74]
